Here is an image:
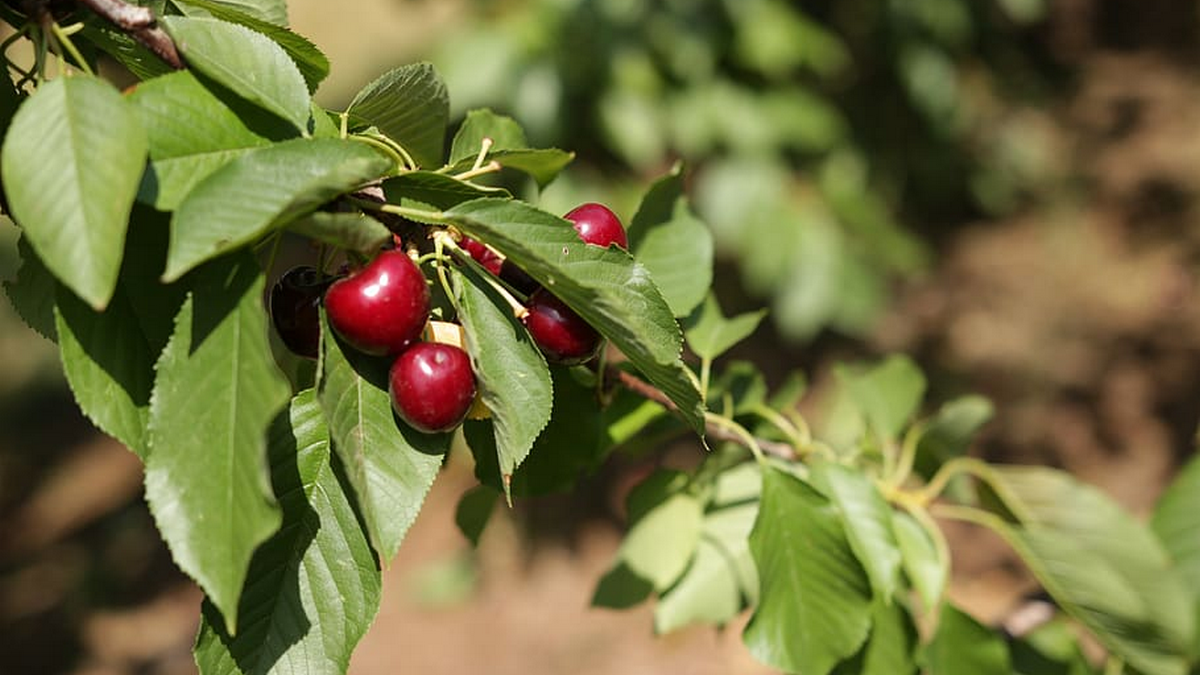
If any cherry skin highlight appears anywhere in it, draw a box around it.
[389,342,478,433]
[324,249,430,356]
[269,265,332,359]
[522,288,602,365]
[564,203,628,250]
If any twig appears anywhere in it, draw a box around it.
[609,368,799,461]
[77,0,183,69]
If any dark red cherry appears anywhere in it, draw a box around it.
[499,260,540,296]
[389,342,477,433]
[564,203,628,250]
[522,288,602,365]
[324,249,430,356]
[461,236,503,275]
[270,266,332,359]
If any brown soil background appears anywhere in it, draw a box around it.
[3,1,1200,673]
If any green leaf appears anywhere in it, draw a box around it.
[80,21,175,81]
[837,354,926,440]
[654,502,758,633]
[616,471,704,592]
[194,389,381,675]
[444,149,575,188]
[924,603,1011,675]
[449,108,528,164]
[180,0,288,25]
[592,562,654,610]
[684,293,767,361]
[174,0,327,93]
[4,236,58,341]
[1153,453,1200,593]
[128,70,273,211]
[833,600,919,675]
[318,318,447,561]
[811,462,902,602]
[1011,616,1098,675]
[627,177,713,317]
[892,509,947,613]
[980,466,1194,675]
[285,211,391,255]
[1,76,146,310]
[164,138,390,280]
[914,395,994,477]
[743,466,873,674]
[452,264,552,494]
[465,366,604,497]
[56,218,185,458]
[145,252,290,633]
[444,199,705,437]
[382,171,508,213]
[454,486,498,548]
[161,16,309,131]
[347,63,449,169]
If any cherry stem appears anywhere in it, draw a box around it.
[453,160,502,182]
[50,21,92,76]
[77,0,183,69]
[471,137,494,172]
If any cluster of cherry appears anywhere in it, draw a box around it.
[269,204,628,434]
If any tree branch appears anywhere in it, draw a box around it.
[77,0,183,69]
[609,368,799,461]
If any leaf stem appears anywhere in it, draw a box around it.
[912,456,993,505]
[453,160,502,182]
[705,413,764,464]
[748,403,809,449]
[50,22,93,76]
[471,137,494,171]
[349,135,406,174]
[886,419,927,489]
[350,198,448,225]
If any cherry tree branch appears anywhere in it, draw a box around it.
[608,368,799,461]
[77,0,183,69]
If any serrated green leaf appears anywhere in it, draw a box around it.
[444,149,575,188]
[443,198,705,437]
[317,319,447,561]
[347,63,449,169]
[629,192,712,318]
[454,485,498,548]
[924,603,1011,675]
[465,366,604,497]
[4,236,58,341]
[2,76,146,310]
[128,70,274,211]
[194,389,381,675]
[684,293,767,361]
[892,509,947,613]
[382,171,508,213]
[743,466,873,674]
[833,600,918,675]
[56,218,184,458]
[174,0,327,93]
[449,108,528,164]
[145,252,290,634]
[979,466,1194,675]
[838,354,926,440]
[452,264,552,493]
[812,462,902,603]
[285,211,391,255]
[164,138,389,280]
[617,475,704,592]
[162,16,309,131]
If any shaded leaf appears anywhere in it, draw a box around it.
[1011,616,1099,675]
[164,138,390,280]
[4,236,58,341]
[592,562,654,610]
[812,462,902,602]
[684,293,767,361]
[145,252,290,633]
[2,76,146,309]
[194,389,381,675]
[80,20,175,81]
[892,509,946,613]
[449,108,528,164]
[616,471,704,592]
[285,212,391,255]
[924,603,1011,675]
[914,395,994,478]
[454,486,498,548]
[833,600,919,675]
[347,63,449,169]
[382,171,508,213]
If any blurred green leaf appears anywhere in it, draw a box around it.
[833,600,919,675]
[454,486,498,548]
[181,0,288,26]
[684,294,767,361]
[347,63,449,169]
[1011,616,1099,675]
[613,470,704,592]
[4,236,58,341]
[915,395,994,477]
[892,510,947,613]
[628,169,713,317]
[812,462,902,603]
[838,355,926,441]
[924,603,1011,675]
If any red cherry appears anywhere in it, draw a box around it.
[269,266,332,359]
[324,250,429,356]
[461,236,503,275]
[522,288,602,365]
[564,203,628,250]
[389,342,477,433]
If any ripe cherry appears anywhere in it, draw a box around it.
[389,342,477,433]
[564,203,628,250]
[522,288,602,365]
[461,236,503,275]
[269,266,331,359]
[324,249,430,356]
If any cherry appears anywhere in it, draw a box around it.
[324,249,430,356]
[564,203,628,250]
[522,288,602,365]
[461,236,503,275]
[389,342,477,433]
[269,265,331,359]
[499,260,540,296]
